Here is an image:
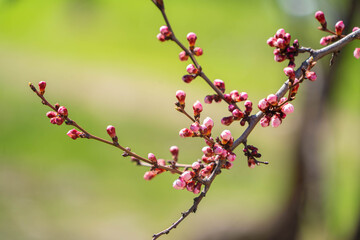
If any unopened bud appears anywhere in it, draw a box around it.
[57,106,68,117]
[175,90,186,104]
[186,32,197,47]
[179,51,189,61]
[179,128,194,138]
[186,64,198,74]
[38,81,46,95]
[193,47,203,56]
[182,74,195,83]
[335,20,345,35]
[315,11,326,25]
[67,129,82,140]
[221,116,234,126]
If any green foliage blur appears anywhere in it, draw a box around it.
[0,0,359,239]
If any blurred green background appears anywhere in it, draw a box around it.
[0,0,359,239]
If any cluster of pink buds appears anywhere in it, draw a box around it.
[46,105,68,126]
[258,94,294,128]
[157,25,172,42]
[173,170,202,194]
[179,116,214,138]
[181,32,203,83]
[243,145,267,168]
[267,28,299,67]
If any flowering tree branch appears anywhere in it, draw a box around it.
[28,1,359,239]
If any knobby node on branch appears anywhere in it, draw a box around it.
[29,2,360,239]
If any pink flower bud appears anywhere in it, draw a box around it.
[239,92,248,101]
[220,130,232,142]
[258,98,269,111]
[227,153,236,162]
[55,117,64,125]
[106,125,116,138]
[354,48,360,59]
[320,36,331,46]
[46,111,57,118]
[214,79,225,92]
[199,125,211,136]
[173,178,186,190]
[203,117,214,129]
[193,47,203,56]
[274,54,286,62]
[276,38,286,49]
[244,100,253,108]
[214,146,224,155]
[315,11,326,24]
[193,100,203,115]
[202,146,213,156]
[179,51,189,61]
[186,64,198,74]
[160,25,170,37]
[176,90,186,104]
[186,181,195,192]
[284,33,291,45]
[267,37,276,47]
[193,182,202,194]
[204,95,214,104]
[335,21,345,35]
[224,161,233,169]
[266,94,278,105]
[190,122,200,132]
[270,115,282,128]
[281,103,294,114]
[38,81,46,93]
[228,104,236,112]
[50,117,57,124]
[179,128,193,138]
[306,71,317,81]
[148,153,157,163]
[67,129,82,140]
[192,161,201,170]
[232,109,244,118]
[170,146,179,157]
[279,97,287,105]
[224,94,232,103]
[221,116,234,126]
[57,106,68,117]
[283,67,295,79]
[230,90,239,102]
[144,171,156,181]
[157,33,166,42]
[186,32,197,47]
[180,171,194,182]
[260,117,270,127]
[182,74,195,83]
[353,27,360,32]
[275,28,285,39]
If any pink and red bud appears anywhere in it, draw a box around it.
[213,146,224,155]
[276,38,286,49]
[335,21,345,35]
[275,28,285,39]
[180,171,194,182]
[214,79,225,93]
[274,54,287,62]
[266,94,278,105]
[267,37,276,47]
[170,146,179,157]
[38,81,46,94]
[51,117,64,125]
[193,100,203,116]
[239,92,248,101]
[160,25,171,37]
[221,116,234,126]
[179,51,189,61]
[258,98,269,111]
[148,153,157,163]
[193,182,202,194]
[306,71,317,81]
[193,47,203,56]
[203,117,214,129]
[232,109,244,118]
[179,128,194,138]
[176,90,186,105]
[190,122,200,132]
[144,171,157,181]
[192,161,201,170]
[204,95,214,104]
[220,130,232,142]
[186,64,198,74]
[186,32,197,47]
[315,11,326,25]
[227,153,236,162]
[46,111,57,118]
[244,100,253,108]
[67,129,82,140]
[57,106,68,117]
[106,125,117,139]
[224,161,233,169]
[281,103,294,114]
[260,117,270,127]
[173,178,186,190]
[182,74,195,83]
[354,48,360,59]
[157,33,166,42]
[320,36,331,46]
[283,67,295,79]
[270,115,282,128]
